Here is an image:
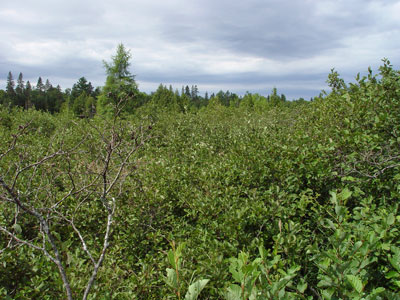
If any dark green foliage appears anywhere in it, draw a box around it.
[67,77,98,117]
[6,71,16,106]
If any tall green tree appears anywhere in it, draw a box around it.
[45,85,64,113]
[15,73,25,107]
[268,87,285,106]
[97,43,138,115]
[36,77,44,92]
[70,77,94,99]
[6,71,16,105]
[44,79,52,91]
[68,77,96,116]
[33,77,46,110]
[25,81,32,109]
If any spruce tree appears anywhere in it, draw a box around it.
[16,73,25,107]
[36,77,44,92]
[44,79,52,91]
[6,71,16,105]
[25,81,32,109]
[185,85,191,98]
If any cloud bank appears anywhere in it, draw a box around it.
[1,0,399,99]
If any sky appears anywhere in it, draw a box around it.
[0,0,399,99]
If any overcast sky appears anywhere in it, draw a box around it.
[1,0,399,99]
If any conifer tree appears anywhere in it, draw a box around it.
[185,85,191,98]
[34,77,46,110]
[98,43,138,115]
[44,79,52,91]
[6,71,16,104]
[25,81,32,109]
[16,73,25,107]
[36,77,44,92]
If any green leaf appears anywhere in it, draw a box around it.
[168,250,176,269]
[325,219,336,230]
[12,223,22,234]
[339,188,352,201]
[330,191,337,205]
[321,288,334,300]
[258,245,267,260]
[385,271,399,279]
[297,281,307,293]
[335,205,346,218]
[225,284,242,300]
[184,279,209,300]
[387,213,395,226]
[346,275,363,294]
[176,242,186,257]
[389,257,400,272]
[165,268,178,289]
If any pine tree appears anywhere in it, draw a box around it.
[6,71,15,96]
[36,77,44,92]
[16,73,25,107]
[191,85,199,99]
[25,81,32,109]
[185,85,191,98]
[71,77,93,99]
[16,72,24,92]
[34,77,46,110]
[6,71,17,106]
[45,79,52,91]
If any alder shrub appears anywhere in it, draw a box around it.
[0,60,399,299]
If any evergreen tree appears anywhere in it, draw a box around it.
[25,81,32,109]
[98,43,138,115]
[46,86,64,113]
[69,77,95,114]
[185,85,191,98]
[44,79,52,91]
[34,77,46,110]
[16,73,24,93]
[15,73,25,107]
[151,84,177,110]
[191,85,199,99]
[71,77,93,99]
[36,77,44,92]
[6,71,16,105]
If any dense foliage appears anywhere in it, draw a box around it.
[1,54,400,299]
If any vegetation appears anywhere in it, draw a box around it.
[0,45,399,299]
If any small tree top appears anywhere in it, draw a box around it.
[103,43,135,82]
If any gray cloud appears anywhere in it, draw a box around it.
[1,0,399,99]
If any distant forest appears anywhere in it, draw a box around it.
[1,45,304,117]
[0,71,298,116]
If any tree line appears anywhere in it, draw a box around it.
[0,44,292,116]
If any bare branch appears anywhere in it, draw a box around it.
[82,197,116,300]
[0,225,46,252]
